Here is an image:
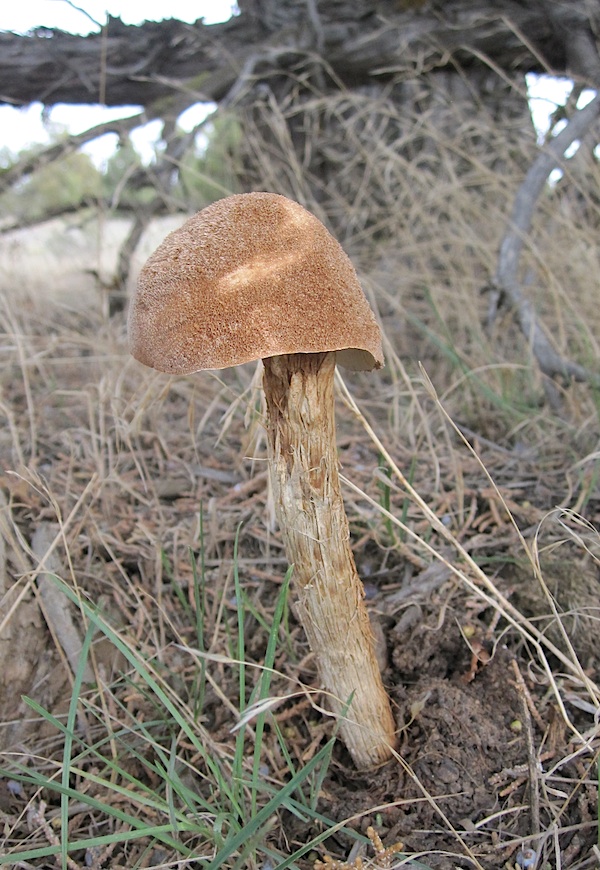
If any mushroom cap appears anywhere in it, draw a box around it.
[128,192,383,373]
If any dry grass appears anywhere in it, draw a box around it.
[0,81,599,869]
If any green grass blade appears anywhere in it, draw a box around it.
[233,522,246,711]
[0,823,194,865]
[206,737,335,870]
[60,621,95,870]
[250,567,292,817]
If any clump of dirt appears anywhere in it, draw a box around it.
[306,599,527,869]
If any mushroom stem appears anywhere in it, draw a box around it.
[263,351,396,769]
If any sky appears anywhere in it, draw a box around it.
[0,2,590,168]
[0,1,236,165]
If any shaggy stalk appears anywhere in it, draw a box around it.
[263,351,396,769]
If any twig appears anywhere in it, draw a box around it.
[31,524,95,684]
[60,0,103,30]
[27,800,83,870]
[511,658,541,842]
[0,493,5,595]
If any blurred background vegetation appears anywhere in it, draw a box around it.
[0,111,243,222]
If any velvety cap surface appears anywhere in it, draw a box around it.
[128,192,383,373]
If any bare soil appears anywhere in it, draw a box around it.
[0,279,599,868]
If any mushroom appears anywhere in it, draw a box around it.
[128,192,396,769]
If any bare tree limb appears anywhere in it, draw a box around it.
[0,200,107,233]
[0,112,144,193]
[488,91,600,390]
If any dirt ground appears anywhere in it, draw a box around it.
[0,342,598,870]
[1,274,599,868]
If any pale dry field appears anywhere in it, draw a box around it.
[0,214,184,312]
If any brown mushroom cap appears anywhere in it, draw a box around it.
[128,192,383,373]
